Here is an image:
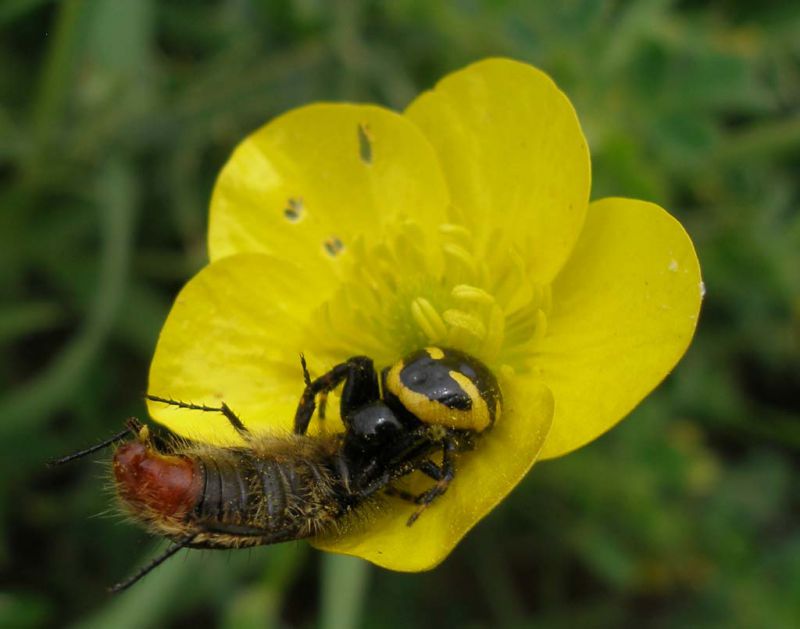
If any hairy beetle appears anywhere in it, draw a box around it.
[54,347,501,591]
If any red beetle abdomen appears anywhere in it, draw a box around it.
[113,441,202,518]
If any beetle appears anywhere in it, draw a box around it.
[53,346,502,591]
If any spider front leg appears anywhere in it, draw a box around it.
[403,436,458,526]
[384,458,444,501]
[293,355,380,435]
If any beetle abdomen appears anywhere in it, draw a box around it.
[111,432,352,549]
[191,449,343,545]
[113,441,202,523]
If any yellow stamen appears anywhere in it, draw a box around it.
[442,309,486,341]
[484,304,505,361]
[451,284,494,305]
[439,223,473,244]
[310,218,553,373]
[532,308,548,342]
[443,243,478,279]
[411,298,448,343]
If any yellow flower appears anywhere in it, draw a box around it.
[148,59,702,571]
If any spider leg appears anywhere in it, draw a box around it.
[293,356,379,434]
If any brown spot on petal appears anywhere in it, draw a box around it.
[284,197,304,222]
[358,123,373,164]
[324,236,344,257]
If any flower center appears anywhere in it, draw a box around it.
[306,219,551,375]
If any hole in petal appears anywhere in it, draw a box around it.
[324,236,345,257]
[284,197,304,222]
[358,123,373,164]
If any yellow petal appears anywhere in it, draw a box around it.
[405,58,590,284]
[208,103,450,274]
[535,198,703,459]
[312,379,553,571]
[147,254,326,444]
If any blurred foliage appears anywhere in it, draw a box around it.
[1,0,799,627]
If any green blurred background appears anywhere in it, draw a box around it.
[2,0,799,627]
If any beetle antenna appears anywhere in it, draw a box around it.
[48,419,142,467]
[108,535,195,594]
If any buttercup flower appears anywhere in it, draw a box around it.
[148,59,702,570]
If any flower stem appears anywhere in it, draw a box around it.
[26,0,87,178]
[715,116,800,164]
[320,554,370,629]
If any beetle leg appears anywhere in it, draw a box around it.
[146,395,249,437]
[108,534,196,593]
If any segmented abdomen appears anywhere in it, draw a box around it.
[191,448,343,546]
